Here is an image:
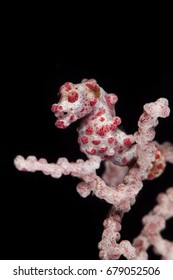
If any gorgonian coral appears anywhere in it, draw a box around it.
[14,79,173,259]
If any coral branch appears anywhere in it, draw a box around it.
[14,79,173,260]
[134,98,170,180]
[14,155,101,178]
[98,207,148,260]
[133,187,173,259]
[98,98,172,259]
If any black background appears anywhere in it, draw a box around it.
[1,4,173,260]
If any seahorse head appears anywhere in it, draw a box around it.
[51,79,100,128]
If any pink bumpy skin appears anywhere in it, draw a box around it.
[14,79,173,259]
[52,79,135,165]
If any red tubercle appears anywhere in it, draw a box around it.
[157,163,164,170]
[90,98,97,106]
[81,136,89,144]
[86,126,93,135]
[86,149,96,155]
[92,140,101,145]
[109,123,117,131]
[99,117,105,122]
[99,147,108,153]
[109,117,121,131]
[155,150,161,159]
[97,130,105,137]
[123,137,132,146]
[104,154,115,159]
[155,154,160,159]
[55,120,67,129]
[70,115,75,121]
[108,137,115,143]
[51,104,57,112]
[118,149,124,154]
[114,117,121,125]
[55,120,64,126]
[52,105,63,111]
[97,125,109,136]
[68,91,78,103]
[64,82,72,91]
